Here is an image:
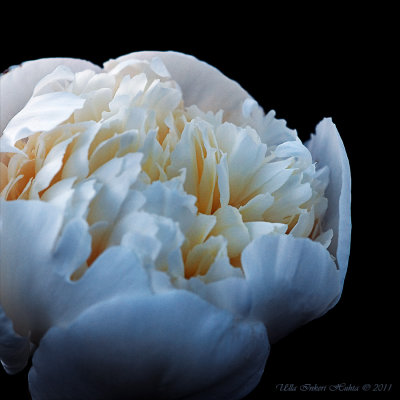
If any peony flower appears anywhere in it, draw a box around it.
[0,51,351,399]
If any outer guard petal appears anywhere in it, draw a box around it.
[29,291,269,400]
[242,235,340,343]
[0,305,31,374]
[0,199,151,342]
[1,58,102,132]
[306,118,351,289]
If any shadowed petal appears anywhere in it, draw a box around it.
[242,235,340,343]
[0,306,31,374]
[306,118,351,289]
[29,291,269,400]
[0,199,151,342]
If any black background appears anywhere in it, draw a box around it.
[0,4,396,398]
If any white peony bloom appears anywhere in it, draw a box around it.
[0,51,351,399]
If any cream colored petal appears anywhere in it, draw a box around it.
[210,206,250,259]
[88,153,142,225]
[105,51,251,125]
[29,133,78,198]
[61,122,100,180]
[239,192,274,221]
[0,162,8,191]
[168,121,200,197]
[107,51,302,155]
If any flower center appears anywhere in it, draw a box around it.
[0,58,332,283]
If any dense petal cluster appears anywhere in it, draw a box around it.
[1,56,332,284]
[0,51,351,400]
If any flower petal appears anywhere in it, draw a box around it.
[306,118,351,289]
[181,276,252,318]
[104,51,251,125]
[1,92,85,153]
[242,234,340,343]
[1,58,101,132]
[0,305,31,374]
[29,291,269,400]
[107,51,300,150]
[0,199,151,342]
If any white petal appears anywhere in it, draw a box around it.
[29,291,269,400]
[29,131,77,198]
[290,207,315,238]
[239,192,274,221]
[107,51,300,151]
[88,153,142,225]
[141,181,216,255]
[242,234,340,343]
[306,118,351,289]
[274,138,312,170]
[1,58,101,132]
[31,65,76,96]
[245,221,287,240]
[0,305,31,374]
[1,92,85,152]
[61,122,100,180]
[183,276,251,318]
[0,199,151,342]
[210,206,250,258]
[216,152,230,207]
[105,51,252,125]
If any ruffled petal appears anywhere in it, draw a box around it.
[0,305,31,374]
[306,118,351,289]
[1,58,101,132]
[104,51,251,125]
[1,91,85,153]
[29,291,269,400]
[0,199,151,342]
[242,234,340,343]
[106,52,299,149]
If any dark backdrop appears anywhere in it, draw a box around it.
[1,5,395,398]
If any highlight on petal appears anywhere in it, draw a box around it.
[1,58,102,132]
[1,92,85,153]
[29,291,269,400]
[306,118,351,289]
[242,234,341,343]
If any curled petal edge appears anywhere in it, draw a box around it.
[306,118,351,291]
[0,58,101,132]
